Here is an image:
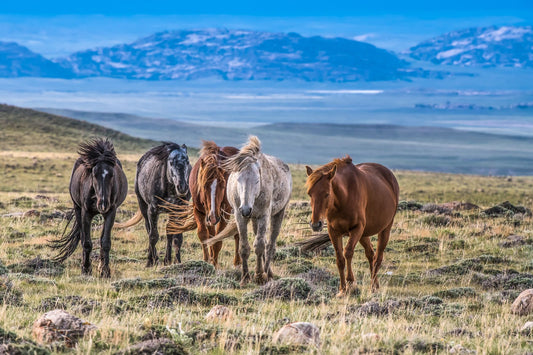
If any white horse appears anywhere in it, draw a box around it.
[205,136,292,285]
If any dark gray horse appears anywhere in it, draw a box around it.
[51,138,128,277]
[116,142,191,266]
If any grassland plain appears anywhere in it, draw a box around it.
[1,148,533,354]
[1,105,533,354]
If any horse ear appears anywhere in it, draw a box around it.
[327,165,337,179]
[305,166,313,176]
[181,144,187,151]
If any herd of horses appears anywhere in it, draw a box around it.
[50,136,399,297]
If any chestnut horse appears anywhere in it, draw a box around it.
[169,141,241,267]
[300,156,399,296]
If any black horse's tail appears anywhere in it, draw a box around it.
[49,209,81,263]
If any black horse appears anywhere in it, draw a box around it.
[115,142,191,266]
[51,138,128,277]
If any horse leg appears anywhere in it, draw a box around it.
[99,209,116,278]
[235,215,251,285]
[253,216,268,284]
[208,225,222,267]
[146,207,159,267]
[233,234,241,267]
[329,229,346,297]
[372,223,392,292]
[80,208,93,275]
[344,224,364,293]
[265,209,285,280]
[194,209,211,263]
[358,236,375,283]
[164,214,183,265]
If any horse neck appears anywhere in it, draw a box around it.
[330,165,361,210]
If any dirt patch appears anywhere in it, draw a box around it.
[0,327,50,355]
[0,277,23,305]
[499,235,532,248]
[159,260,215,277]
[116,338,187,355]
[482,201,532,217]
[132,286,237,308]
[433,287,477,299]
[245,278,312,302]
[397,200,423,211]
[8,256,65,277]
[471,271,533,290]
[427,255,506,276]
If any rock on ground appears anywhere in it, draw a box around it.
[511,289,533,315]
[117,338,188,355]
[205,305,232,322]
[32,309,96,347]
[272,322,320,347]
[520,321,533,335]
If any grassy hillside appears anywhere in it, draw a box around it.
[0,104,159,153]
[40,107,533,175]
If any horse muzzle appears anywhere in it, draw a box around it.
[97,201,110,214]
[310,220,323,232]
[239,206,252,218]
[206,214,221,226]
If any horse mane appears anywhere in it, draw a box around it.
[305,155,353,190]
[78,138,117,169]
[222,136,261,172]
[197,141,227,197]
[139,142,183,167]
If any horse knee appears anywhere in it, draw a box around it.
[254,239,265,256]
[343,248,354,261]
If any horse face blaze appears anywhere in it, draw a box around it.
[308,176,330,232]
[93,163,114,214]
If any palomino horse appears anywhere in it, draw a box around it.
[50,138,128,277]
[206,136,292,285]
[115,142,191,266]
[168,141,241,267]
[301,156,399,296]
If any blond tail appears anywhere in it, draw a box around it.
[295,233,331,252]
[163,200,198,234]
[114,209,143,229]
[204,221,239,246]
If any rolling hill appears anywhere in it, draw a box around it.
[38,108,533,175]
[0,104,159,153]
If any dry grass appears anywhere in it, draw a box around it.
[0,153,533,354]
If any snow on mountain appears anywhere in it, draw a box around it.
[55,29,421,81]
[0,41,74,78]
[408,26,533,68]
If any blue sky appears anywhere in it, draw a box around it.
[0,1,532,57]
[3,0,532,16]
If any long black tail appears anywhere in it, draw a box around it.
[49,209,81,263]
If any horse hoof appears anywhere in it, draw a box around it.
[336,290,347,298]
[240,274,251,286]
[255,273,267,285]
[82,266,92,275]
[163,258,171,266]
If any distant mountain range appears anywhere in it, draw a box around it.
[0,26,531,81]
[408,26,533,68]
[55,29,423,81]
[0,41,73,78]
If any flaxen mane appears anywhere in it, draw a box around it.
[222,136,261,172]
[78,138,117,168]
[197,141,226,198]
[305,155,353,191]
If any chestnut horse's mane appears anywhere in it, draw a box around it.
[305,155,353,190]
[222,136,261,172]
[197,141,226,198]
